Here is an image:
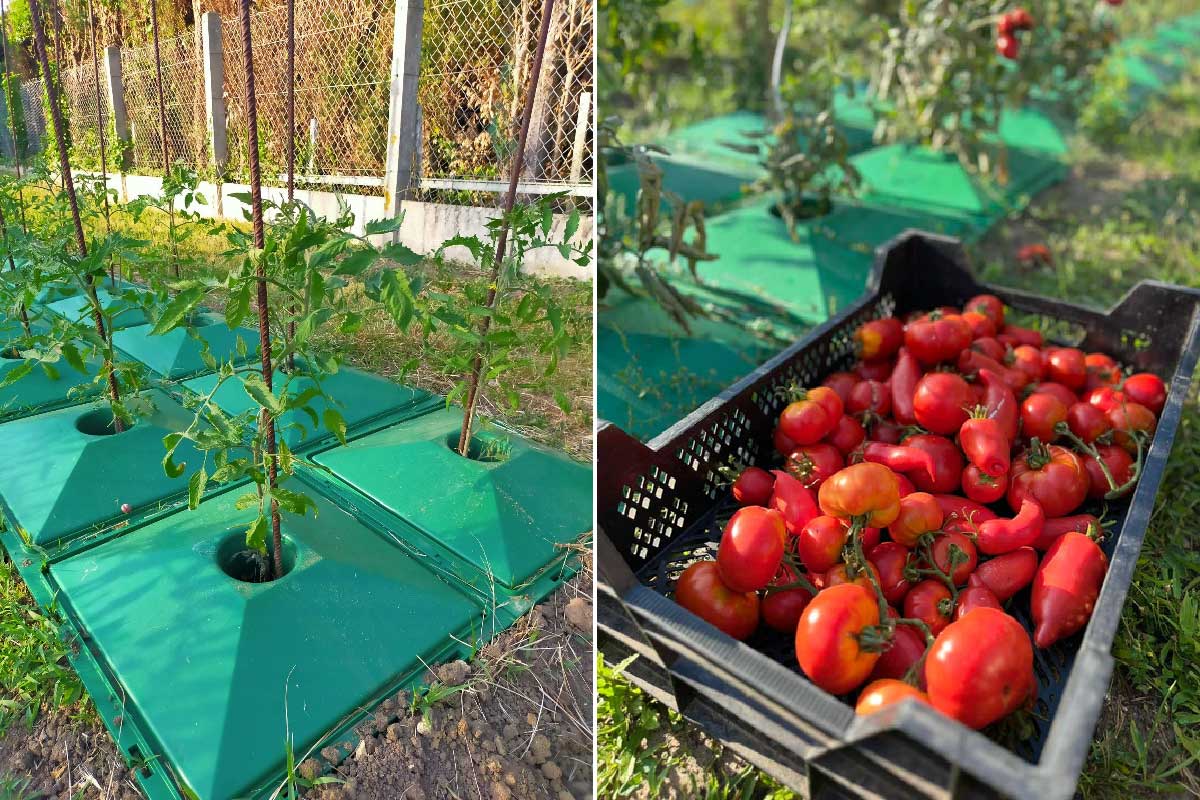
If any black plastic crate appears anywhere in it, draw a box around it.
[597,231,1200,800]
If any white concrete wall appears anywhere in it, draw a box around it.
[84,172,593,280]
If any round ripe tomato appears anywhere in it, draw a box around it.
[1083,353,1122,393]
[913,373,973,435]
[825,561,882,591]
[779,388,841,446]
[868,541,915,605]
[825,415,866,456]
[795,583,881,695]
[1083,444,1134,499]
[925,608,1035,729]
[787,443,844,490]
[868,621,928,685]
[855,358,895,382]
[717,506,787,593]
[972,336,1007,362]
[965,294,1005,327]
[761,566,815,633]
[675,561,760,640]
[902,434,964,494]
[858,525,882,552]
[954,586,1001,620]
[818,462,902,527]
[1045,348,1087,390]
[894,472,917,498]
[1107,402,1156,453]
[904,313,972,365]
[855,318,904,361]
[1066,402,1110,444]
[774,425,798,457]
[1086,386,1127,413]
[871,419,904,445]
[1021,392,1068,443]
[928,532,978,585]
[996,34,1019,59]
[822,371,861,404]
[731,466,774,506]
[1123,373,1166,416]
[1031,381,1077,408]
[962,464,1007,504]
[1009,444,1088,518]
[903,580,953,636]
[847,380,892,418]
[855,679,930,715]
[1010,345,1044,383]
[797,515,850,574]
[888,491,943,547]
[962,311,997,340]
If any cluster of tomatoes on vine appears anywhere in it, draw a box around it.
[676,292,1166,731]
[995,7,1034,60]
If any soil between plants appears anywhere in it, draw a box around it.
[0,566,594,800]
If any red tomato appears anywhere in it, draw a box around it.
[818,462,902,527]
[717,506,787,593]
[871,419,904,445]
[786,444,844,490]
[855,679,930,715]
[855,318,904,361]
[959,415,1010,477]
[904,313,972,365]
[962,464,1007,504]
[779,387,842,445]
[868,621,928,685]
[1086,386,1127,413]
[913,373,973,435]
[868,541,915,605]
[731,466,774,506]
[855,358,895,382]
[962,311,996,340]
[1010,345,1044,383]
[965,294,1005,327]
[1083,353,1122,393]
[894,472,917,498]
[1083,444,1134,499]
[1009,7,1033,29]
[822,371,860,404]
[825,561,882,591]
[1002,325,1043,348]
[967,547,1038,601]
[976,499,1045,556]
[1122,373,1166,416]
[858,525,882,552]
[1020,392,1067,443]
[847,380,892,418]
[761,566,815,633]
[1045,348,1087,390]
[928,531,978,585]
[774,426,797,457]
[1108,402,1156,453]
[675,561,760,640]
[979,368,1019,442]
[825,415,866,456]
[902,434,964,494]
[795,583,881,694]
[769,470,820,535]
[903,580,953,636]
[996,34,1019,59]
[797,515,850,574]
[926,608,1035,729]
[1009,443,1088,518]
[1031,532,1107,648]
[890,348,922,425]
[972,336,1007,362]
[954,586,1001,620]
[1032,381,1078,408]
[1033,514,1100,551]
[933,494,999,536]
[888,491,943,548]
[1066,402,1110,444]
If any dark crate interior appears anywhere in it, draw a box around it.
[603,236,1193,766]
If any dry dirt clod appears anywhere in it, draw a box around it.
[541,761,563,781]
[321,745,343,765]
[386,723,405,742]
[530,734,552,764]
[564,597,592,632]
[491,782,512,800]
[435,659,472,686]
[298,757,322,781]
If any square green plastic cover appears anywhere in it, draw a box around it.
[0,389,201,546]
[181,363,439,450]
[114,313,260,380]
[45,284,150,331]
[51,487,483,799]
[313,407,592,590]
[0,318,102,420]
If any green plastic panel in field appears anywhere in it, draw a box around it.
[113,313,260,380]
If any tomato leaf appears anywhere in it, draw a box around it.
[187,467,208,510]
[323,407,348,446]
[242,373,282,416]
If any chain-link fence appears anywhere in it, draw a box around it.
[222,0,393,185]
[120,32,207,173]
[60,62,109,169]
[19,79,45,157]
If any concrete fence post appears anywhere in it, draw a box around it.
[382,0,424,234]
[200,12,227,178]
[103,46,129,161]
[0,81,12,158]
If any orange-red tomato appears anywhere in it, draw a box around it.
[855,679,930,715]
[716,506,787,593]
[818,462,902,527]
[795,584,881,694]
[888,491,943,547]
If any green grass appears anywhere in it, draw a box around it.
[597,30,1200,800]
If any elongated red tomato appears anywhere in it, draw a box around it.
[958,349,1028,391]
[926,608,1035,729]
[855,679,930,715]
[979,368,1019,442]
[933,494,998,535]
[717,506,787,593]
[675,561,760,640]
[1033,514,1101,551]
[890,348,921,425]
[795,583,881,694]
[913,373,972,434]
[954,586,1001,619]
[859,442,934,478]
[770,470,820,535]
[1032,532,1107,648]
[959,414,1010,477]
[902,434,964,494]
[967,547,1037,601]
[976,499,1045,556]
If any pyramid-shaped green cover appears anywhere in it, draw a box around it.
[314,407,592,590]
[114,314,260,379]
[52,487,482,799]
[0,318,102,420]
[0,389,201,546]
[45,283,150,331]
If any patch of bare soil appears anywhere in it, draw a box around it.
[0,712,138,799]
[300,567,594,800]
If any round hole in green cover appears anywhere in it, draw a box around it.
[215,529,298,583]
[75,408,136,436]
[443,431,511,463]
[1,348,21,360]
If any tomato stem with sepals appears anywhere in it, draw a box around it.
[913,533,964,604]
[1054,421,1142,498]
[763,574,819,596]
[1024,437,1051,470]
[849,515,893,632]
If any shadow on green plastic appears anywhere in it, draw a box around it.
[74,408,136,437]
[443,431,510,463]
